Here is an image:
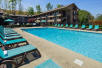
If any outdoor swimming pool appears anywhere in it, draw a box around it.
[22,28,102,63]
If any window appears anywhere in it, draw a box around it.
[0,13,3,15]
[74,11,76,15]
[74,16,76,20]
[52,13,53,15]
[56,12,57,15]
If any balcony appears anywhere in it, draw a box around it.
[47,20,54,22]
[37,17,40,19]
[47,15,54,18]
[56,14,62,17]
[41,17,46,19]
[56,19,61,22]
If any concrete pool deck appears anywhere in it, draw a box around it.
[13,27,102,68]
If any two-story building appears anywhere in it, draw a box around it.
[0,3,79,25]
[33,3,79,25]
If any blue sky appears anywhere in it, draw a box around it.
[1,0,101,17]
[21,0,102,17]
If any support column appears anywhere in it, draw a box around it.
[70,9,73,24]
[40,16,41,25]
[76,10,78,24]
[66,8,67,24]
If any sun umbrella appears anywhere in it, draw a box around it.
[41,20,46,22]
[4,19,14,22]
[35,20,40,23]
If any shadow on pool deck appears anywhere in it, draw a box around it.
[0,52,41,68]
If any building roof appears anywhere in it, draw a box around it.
[0,10,4,13]
[33,3,79,17]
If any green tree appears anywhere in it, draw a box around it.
[57,4,61,8]
[95,14,102,21]
[4,0,8,13]
[8,2,12,14]
[78,10,92,25]
[28,7,34,15]
[0,0,2,10]
[9,0,17,14]
[36,5,41,14]
[25,7,29,15]
[46,3,53,11]
[4,14,10,20]
[56,4,63,8]
[18,0,23,15]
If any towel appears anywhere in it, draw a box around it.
[4,40,7,44]
[3,50,8,56]
[5,37,7,39]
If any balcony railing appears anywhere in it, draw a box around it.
[47,15,54,18]
[73,13,78,15]
[47,20,54,22]
[56,14,62,17]
[56,19,61,22]
[41,17,46,19]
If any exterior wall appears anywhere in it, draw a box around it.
[10,16,31,24]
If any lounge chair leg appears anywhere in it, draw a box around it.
[0,64,7,68]
[4,45,12,49]
[0,60,18,67]
[35,49,41,57]
[26,41,29,45]
[18,53,26,66]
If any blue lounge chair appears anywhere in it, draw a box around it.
[80,25,85,29]
[1,25,12,30]
[86,25,93,30]
[55,24,57,27]
[0,33,22,40]
[93,25,99,31]
[0,37,29,49]
[65,24,68,28]
[0,30,20,37]
[34,59,62,68]
[58,24,60,27]
[0,26,17,34]
[70,24,73,28]
[60,24,63,27]
[0,29,17,34]
[0,44,41,67]
[73,24,78,29]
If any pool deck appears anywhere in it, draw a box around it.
[13,26,102,68]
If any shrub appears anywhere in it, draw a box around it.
[28,19,35,23]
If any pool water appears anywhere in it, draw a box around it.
[23,28,102,62]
